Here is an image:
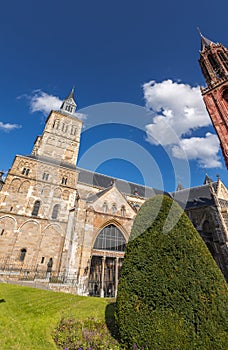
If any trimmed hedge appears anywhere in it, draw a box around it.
[115,195,228,350]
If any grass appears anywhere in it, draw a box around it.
[0,282,112,350]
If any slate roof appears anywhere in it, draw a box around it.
[77,167,165,198]
[27,156,217,209]
[171,183,216,210]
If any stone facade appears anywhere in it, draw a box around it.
[0,89,228,297]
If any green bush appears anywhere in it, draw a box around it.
[115,195,228,350]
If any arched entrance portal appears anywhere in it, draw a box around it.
[88,224,126,297]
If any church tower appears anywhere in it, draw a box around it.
[32,87,82,166]
[199,32,228,168]
[0,89,83,274]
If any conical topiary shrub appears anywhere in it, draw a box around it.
[115,195,228,350]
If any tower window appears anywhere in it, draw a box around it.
[51,204,60,220]
[208,54,223,78]
[218,51,228,71]
[42,173,49,181]
[53,119,60,129]
[41,257,45,264]
[22,168,30,176]
[1,229,4,236]
[222,89,228,104]
[31,200,41,216]
[19,248,27,262]
[71,126,77,136]
[61,177,67,185]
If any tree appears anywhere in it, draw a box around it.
[115,195,228,350]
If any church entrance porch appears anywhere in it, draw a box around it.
[88,223,126,297]
[88,255,123,297]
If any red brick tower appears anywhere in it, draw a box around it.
[199,32,228,168]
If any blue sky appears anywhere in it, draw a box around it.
[0,0,227,192]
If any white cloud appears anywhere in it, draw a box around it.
[143,79,211,144]
[0,121,21,132]
[172,133,222,168]
[143,79,221,168]
[30,90,62,115]
[25,90,87,121]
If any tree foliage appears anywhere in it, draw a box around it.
[115,195,228,350]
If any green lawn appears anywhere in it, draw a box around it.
[0,283,111,350]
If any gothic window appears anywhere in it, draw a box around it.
[62,123,65,132]
[208,54,223,78]
[41,257,45,264]
[112,204,117,215]
[22,168,30,176]
[51,204,60,220]
[31,200,41,216]
[218,51,228,71]
[121,206,126,217]
[42,173,49,181]
[94,224,126,252]
[19,248,27,262]
[1,229,4,236]
[103,202,108,213]
[201,62,211,85]
[222,89,228,104]
[61,177,67,185]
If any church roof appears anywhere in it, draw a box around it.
[77,167,165,198]
[171,182,216,209]
[27,155,218,208]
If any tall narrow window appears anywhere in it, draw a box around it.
[53,119,60,129]
[20,248,27,262]
[112,204,117,215]
[103,202,108,213]
[71,126,77,135]
[32,200,41,216]
[208,54,223,78]
[51,204,60,220]
[121,206,126,217]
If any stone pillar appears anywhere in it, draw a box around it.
[100,256,106,297]
[115,257,119,298]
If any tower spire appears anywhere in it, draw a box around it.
[60,87,77,115]
[197,28,214,51]
[198,33,228,169]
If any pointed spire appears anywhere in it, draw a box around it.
[66,86,75,100]
[60,87,77,115]
[197,28,215,51]
[204,174,212,185]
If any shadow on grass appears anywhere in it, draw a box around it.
[0,299,5,303]
[105,301,120,341]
